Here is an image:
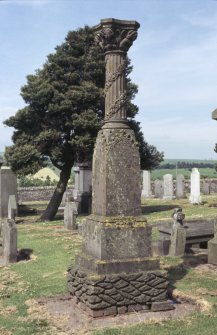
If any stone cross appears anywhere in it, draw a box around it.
[141,170,152,198]
[163,174,174,200]
[189,168,201,204]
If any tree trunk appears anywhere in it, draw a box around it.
[40,164,72,221]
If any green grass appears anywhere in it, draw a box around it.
[1,196,217,334]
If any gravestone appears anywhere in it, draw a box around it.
[2,219,17,264]
[68,18,173,317]
[201,181,210,195]
[73,163,92,214]
[141,170,152,198]
[8,195,17,220]
[163,174,174,200]
[169,208,186,257]
[0,167,18,221]
[169,227,186,257]
[208,220,217,265]
[64,200,78,230]
[189,168,201,204]
[176,174,185,199]
[154,179,163,198]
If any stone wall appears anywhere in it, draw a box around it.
[18,185,74,202]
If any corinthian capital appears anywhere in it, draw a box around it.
[93,18,140,53]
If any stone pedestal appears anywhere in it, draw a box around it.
[67,18,173,316]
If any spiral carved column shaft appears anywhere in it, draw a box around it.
[105,53,126,122]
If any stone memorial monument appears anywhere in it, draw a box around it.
[68,18,173,317]
[189,168,201,204]
[141,170,152,198]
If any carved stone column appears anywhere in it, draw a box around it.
[68,18,173,317]
[92,19,141,217]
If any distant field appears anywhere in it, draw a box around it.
[151,167,217,180]
[152,158,217,180]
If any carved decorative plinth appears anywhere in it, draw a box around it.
[92,128,141,217]
[67,268,173,317]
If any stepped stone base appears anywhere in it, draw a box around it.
[67,267,174,317]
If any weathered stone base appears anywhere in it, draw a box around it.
[67,268,174,317]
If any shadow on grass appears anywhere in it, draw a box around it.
[18,204,37,216]
[141,204,179,215]
[167,252,208,300]
[17,248,33,261]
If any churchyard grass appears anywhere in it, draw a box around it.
[0,195,217,334]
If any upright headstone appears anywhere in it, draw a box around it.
[73,163,92,214]
[176,174,185,199]
[2,219,17,264]
[67,18,173,317]
[154,179,163,198]
[8,195,17,220]
[163,174,174,200]
[201,181,210,195]
[169,208,186,257]
[0,168,17,221]
[208,220,217,265]
[64,200,77,230]
[189,168,201,204]
[141,170,152,198]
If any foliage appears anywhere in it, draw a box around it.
[4,25,162,177]
[3,25,163,220]
[18,175,57,187]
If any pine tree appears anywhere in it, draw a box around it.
[4,26,163,221]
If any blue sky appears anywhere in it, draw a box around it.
[1,0,217,159]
